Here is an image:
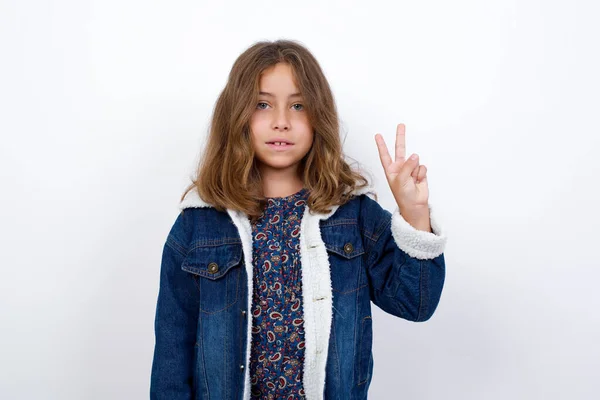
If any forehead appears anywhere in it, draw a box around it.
[258,63,300,95]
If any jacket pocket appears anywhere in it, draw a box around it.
[181,241,243,313]
[321,224,365,294]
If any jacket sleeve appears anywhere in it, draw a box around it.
[361,196,448,322]
[150,212,199,399]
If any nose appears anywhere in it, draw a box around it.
[272,108,290,131]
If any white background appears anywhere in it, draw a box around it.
[1,0,599,399]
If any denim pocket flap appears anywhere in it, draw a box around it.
[182,242,243,280]
[322,225,365,259]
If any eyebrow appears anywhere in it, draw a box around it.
[259,91,303,99]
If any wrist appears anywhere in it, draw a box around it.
[398,205,432,233]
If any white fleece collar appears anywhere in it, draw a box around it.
[178,185,375,211]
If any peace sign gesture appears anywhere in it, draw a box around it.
[375,124,431,230]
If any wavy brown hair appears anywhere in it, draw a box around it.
[181,39,374,223]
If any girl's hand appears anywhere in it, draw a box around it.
[375,123,432,231]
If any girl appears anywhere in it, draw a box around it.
[150,39,447,400]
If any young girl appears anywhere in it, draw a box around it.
[150,39,447,400]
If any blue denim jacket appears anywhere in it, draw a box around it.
[150,186,447,400]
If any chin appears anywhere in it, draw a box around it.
[266,162,299,170]
[257,157,300,169]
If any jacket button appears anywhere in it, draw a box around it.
[240,364,244,370]
[241,310,246,318]
[207,262,219,274]
[343,243,354,254]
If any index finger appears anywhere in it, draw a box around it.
[375,133,392,169]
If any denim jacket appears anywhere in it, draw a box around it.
[150,186,447,400]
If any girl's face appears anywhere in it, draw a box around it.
[249,62,314,178]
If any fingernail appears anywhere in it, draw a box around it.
[411,154,418,160]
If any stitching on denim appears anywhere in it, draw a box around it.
[224,319,228,398]
[374,214,392,242]
[364,220,392,271]
[417,259,430,321]
[367,216,392,248]
[351,288,359,388]
[182,265,234,280]
[196,309,210,398]
[330,317,341,392]
[200,296,239,314]
[189,238,242,251]
[198,267,241,314]
[326,246,365,259]
[331,283,368,295]
[166,236,186,257]
[357,316,372,385]
[321,218,358,227]
[374,287,405,319]
[181,247,243,280]
[362,229,376,243]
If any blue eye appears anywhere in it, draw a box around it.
[256,102,304,111]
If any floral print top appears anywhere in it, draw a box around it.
[249,187,310,399]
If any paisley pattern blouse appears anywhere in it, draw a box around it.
[249,187,310,399]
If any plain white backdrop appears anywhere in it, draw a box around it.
[1,0,599,398]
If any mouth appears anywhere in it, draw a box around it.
[266,140,294,145]
[266,141,294,150]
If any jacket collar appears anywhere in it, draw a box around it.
[179,185,376,219]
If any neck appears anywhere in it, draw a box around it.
[259,164,304,198]
[263,179,305,198]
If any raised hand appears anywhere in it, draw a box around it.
[375,123,432,232]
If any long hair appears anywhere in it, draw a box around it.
[181,39,374,223]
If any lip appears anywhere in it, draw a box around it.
[266,142,294,151]
[266,138,294,145]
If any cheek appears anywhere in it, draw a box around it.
[305,133,314,147]
[249,116,266,139]
[250,116,271,136]
[294,116,312,136]
[304,127,314,145]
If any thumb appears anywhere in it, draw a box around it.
[399,154,419,182]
